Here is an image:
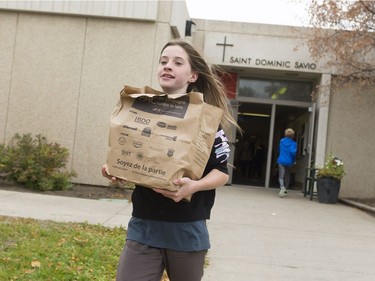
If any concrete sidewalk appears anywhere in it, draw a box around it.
[1,186,375,281]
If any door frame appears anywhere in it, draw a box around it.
[228,97,315,188]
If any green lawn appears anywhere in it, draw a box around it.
[0,216,126,281]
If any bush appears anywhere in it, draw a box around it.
[0,133,76,191]
[316,154,345,181]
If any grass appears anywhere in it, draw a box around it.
[0,216,171,281]
[0,216,125,281]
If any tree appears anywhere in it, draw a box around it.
[306,0,375,94]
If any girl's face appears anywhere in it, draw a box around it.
[157,45,198,95]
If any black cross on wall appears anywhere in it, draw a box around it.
[216,36,233,62]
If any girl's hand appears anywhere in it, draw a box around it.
[101,165,126,185]
[153,177,196,202]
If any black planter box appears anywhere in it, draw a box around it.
[317,177,341,204]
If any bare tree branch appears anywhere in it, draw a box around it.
[307,0,375,95]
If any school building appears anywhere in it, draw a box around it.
[1,0,374,199]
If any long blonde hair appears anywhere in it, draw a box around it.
[160,40,241,137]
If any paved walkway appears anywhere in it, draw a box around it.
[1,186,375,281]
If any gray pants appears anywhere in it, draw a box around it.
[278,164,291,189]
[116,240,207,281]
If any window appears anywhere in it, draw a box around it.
[239,78,313,102]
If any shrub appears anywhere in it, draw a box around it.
[0,133,76,191]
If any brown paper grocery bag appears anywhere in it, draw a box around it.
[105,85,223,195]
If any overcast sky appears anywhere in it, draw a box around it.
[184,0,311,27]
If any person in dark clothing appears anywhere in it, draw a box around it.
[102,40,240,281]
[253,139,266,179]
[239,140,253,177]
[277,128,297,198]
[238,135,256,178]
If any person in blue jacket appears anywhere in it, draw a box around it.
[277,128,297,198]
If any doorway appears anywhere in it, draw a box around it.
[231,102,311,191]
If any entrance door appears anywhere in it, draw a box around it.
[232,102,272,187]
[268,105,312,190]
[231,102,313,191]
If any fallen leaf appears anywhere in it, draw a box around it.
[31,260,41,268]
[74,237,88,243]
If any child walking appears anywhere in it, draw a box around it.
[277,128,297,198]
[102,39,240,281]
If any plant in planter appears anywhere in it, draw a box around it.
[316,155,345,204]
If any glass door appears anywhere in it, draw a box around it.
[228,76,316,188]
[229,102,313,191]
[231,103,272,187]
[268,105,312,190]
